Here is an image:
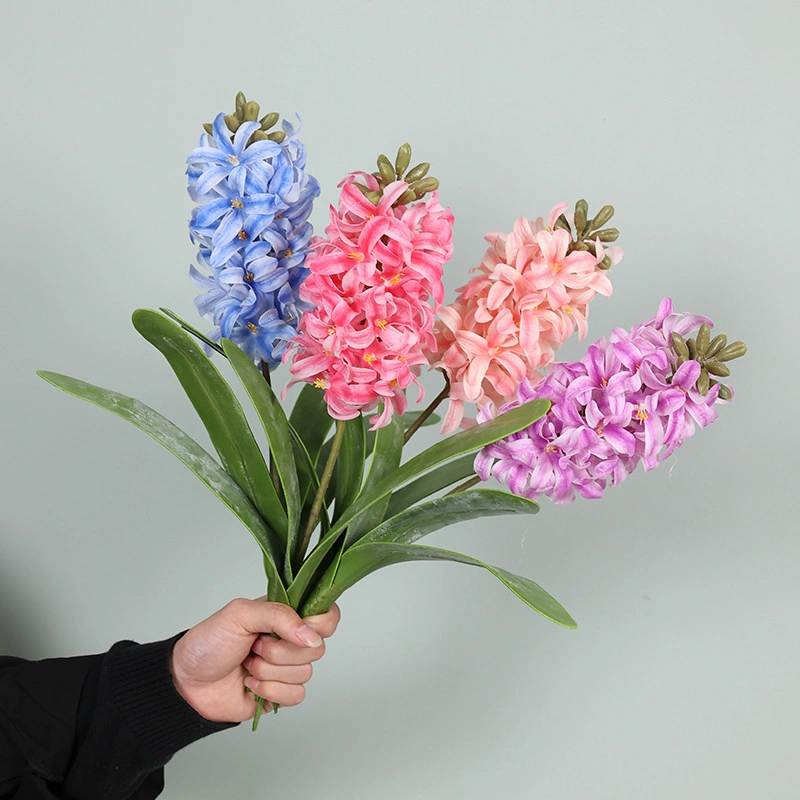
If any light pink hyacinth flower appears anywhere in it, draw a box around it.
[286,172,454,428]
[426,203,622,433]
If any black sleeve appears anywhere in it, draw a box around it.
[0,635,238,799]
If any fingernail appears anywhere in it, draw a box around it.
[251,639,263,656]
[296,624,323,647]
[244,676,257,692]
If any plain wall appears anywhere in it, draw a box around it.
[1,1,797,797]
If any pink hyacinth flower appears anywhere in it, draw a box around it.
[426,205,622,433]
[286,172,454,428]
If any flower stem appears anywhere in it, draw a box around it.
[297,420,346,564]
[444,475,481,495]
[404,371,450,444]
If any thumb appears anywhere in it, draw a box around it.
[229,598,323,647]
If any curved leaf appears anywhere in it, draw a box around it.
[302,541,575,628]
[287,398,550,607]
[385,453,477,519]
[345,413,405,545]
[289,383,333,467]
[37,370,288,603]
[222,339,300,578]
[333,416,366,522]
[131,309,288,544]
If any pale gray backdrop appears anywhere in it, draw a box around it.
[1,1,797,797]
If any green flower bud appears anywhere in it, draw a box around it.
[671,333,690,359]
[202,122,214,136]
[224,114,241,133]
[574,199,588,236]
[696,323,711,355]
[404,162,430,182]
[554,215,571,232]
[705,361,731,377]
[244,100,260,121]
[235,92,247,120]
[365,189,382,204]
[697,366,710,395]
[377,154,395,184]
[267,130,287,143]
[716,341,747,362]
[249,130,267,143]
[395,143,412,178]
[572,241,590,251]
[593,227,619,242]
[259,112,280,130]
[705,334,727,358]
[397,188,417,205]
[717,385,732,400]
[584,240,597,257]
[598,255,612,270]
[589,205,614,231]
[687,338,697,359]
[411,176,439,197]
[676,355,688,368]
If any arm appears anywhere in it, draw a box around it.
[0,600,340,799]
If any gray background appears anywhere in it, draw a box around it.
[1,1,796,797]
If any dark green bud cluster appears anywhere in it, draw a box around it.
[552,199,620,270]
[354,143,440,206]
[670,324,746,399]
[202,91,285,147]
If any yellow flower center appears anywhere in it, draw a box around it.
[313,377,329,389]
[544,445,558,453]
[246,322,258,334]
[231,197,244,209]
[227,154,240,166]
[245,272,254,281]
[348,251,364,262]
[238,230,248,240]
[327,326,336,336]
[283,248,293,258]
[635,403,648,422]
[376,319,388,329]
[364,353,377,364]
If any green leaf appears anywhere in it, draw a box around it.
[385,453,477,519]
[287,398,549,607]
[344,414,405,545]
[289,383,334,467]
[302,541,575,628]
[158,307,225,355]
[222,340,300,581]
[131,309,288,544]
[37,370,288,603]
[333,416,366,522]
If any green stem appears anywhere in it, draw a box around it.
[444,474,481,495]
[296,420,346,564]
[259,362,282,499]
[404,371,450,444]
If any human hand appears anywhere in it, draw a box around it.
[169,598,340,723]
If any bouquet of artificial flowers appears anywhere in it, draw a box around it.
[39,93,745,728]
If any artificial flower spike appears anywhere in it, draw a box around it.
[425,200,623,433]
[475,298,747,502]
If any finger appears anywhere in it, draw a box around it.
[253,635,325,665]
[224,598,323,648]
[303,603,341,638]
[243,677,306,708]
[243,655,313,685]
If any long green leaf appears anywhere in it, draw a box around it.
[289,383,333,467]
[333,416,366,522]
[344,414,405,545]
[287,398,550,607]
[37,370,288,603]
[131,309,288,543]
[385,453,477,519]
[222,340,301,581]
[158,307,225,355]
[302,541,575,628]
